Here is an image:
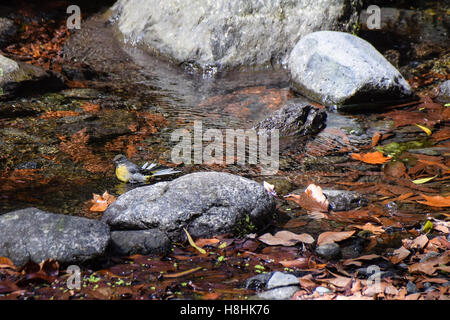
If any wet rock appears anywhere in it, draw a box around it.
[250,271,300,300]
[266,272,300,289]
[315,243,341,260]
[0,208,110,267]
[254,98,327,138]
[109,0,359,72]
[323,189,368,212]
[288,31,413,108]
[245,272,273,291]
[314,286,332,295]
[60,88,103,99]
[436,80,450,103]
[359,7,449,47]
[102,172,275,241]
[0,17,17,46]
[0,55,64,99]
[256,285,299,300]
[109,229,171,256]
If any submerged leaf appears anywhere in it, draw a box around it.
[351,151,391,165]
[258,231,314,246]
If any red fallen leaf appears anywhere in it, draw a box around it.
[39,110,80,119]
[417,194,450,207]
[194,238,220,248]
[81,103,101,113]
[371,132,382,147]
[258,231,314,246]
[90,191,116,212]
[390,246,411,264]
[351,151,392,165]
[317,231,355,246]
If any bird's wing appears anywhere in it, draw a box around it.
[150,168,181,176]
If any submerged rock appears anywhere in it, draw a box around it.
[254,98,327,138]
[0,55,63,99]
[109,0,359,72]
[436,80,450,103]
[288,31,413,108]
[0,208,110,266]
[322,189,368,212]
[102,172,275,241]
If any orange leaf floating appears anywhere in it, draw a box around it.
[351,151,392,165]
[81,103,101,113]
[90,191,116,212]
[417,194,450,207]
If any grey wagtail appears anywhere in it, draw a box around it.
[113,154,181,183]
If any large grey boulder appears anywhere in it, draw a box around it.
[288,31,413,107]
[0,208,110,266]
[0,55,63,99]
[102,172,275,241]
[109,0,359,72]
[109,229,171,256]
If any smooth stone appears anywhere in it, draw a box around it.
[288,31,413,107]
[0,208,110,266]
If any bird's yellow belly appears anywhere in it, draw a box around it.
[115,165,130,183]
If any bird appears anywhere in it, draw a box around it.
[113,154,181,184]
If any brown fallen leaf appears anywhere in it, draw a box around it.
[279,258,309,269]
[317,231,355,246]
[410,234,429,250]
[390,246,411,264]
[349,223,384,235]
[258,231,314,246]
[285,184,329,217]
[408,252,449,275]
[194,238,220,248]
[321,276,352,288]
[417,194,450,207]
[351,151,392,165]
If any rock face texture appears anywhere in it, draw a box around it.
[109,0,359,72]
[254,98,327,138]
[0,208,110,266]
[0,54,63,99]
[288,31,413,107]
[102,172,275,241]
